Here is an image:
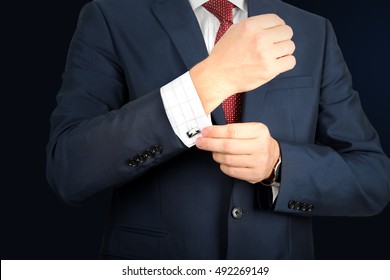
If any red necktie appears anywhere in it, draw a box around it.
[203,0,243,124]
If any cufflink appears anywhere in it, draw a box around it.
[186,128,201,138]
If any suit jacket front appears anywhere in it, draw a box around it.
[46,0,390,259]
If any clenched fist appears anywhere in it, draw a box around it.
[190,14,296,114]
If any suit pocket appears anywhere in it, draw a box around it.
[261,75,317,142]
[101,224,169,259]
[266,76,312,92]
[116,224,169,238]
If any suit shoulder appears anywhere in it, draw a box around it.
[91,0,155,18]
[276,1,327,25]
[94,0,153,8]
[275,1,329,38]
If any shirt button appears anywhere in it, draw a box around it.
[231,207,243,219]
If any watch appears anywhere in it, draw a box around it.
[260,156,281,187]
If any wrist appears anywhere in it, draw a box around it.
[261,140,281,187]
[261,155,281,187]
[189,59,235,114]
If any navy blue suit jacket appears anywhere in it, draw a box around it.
[46,0,390,259]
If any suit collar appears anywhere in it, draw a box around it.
[189,0,247,11]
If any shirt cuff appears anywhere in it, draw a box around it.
[160,72,212,148]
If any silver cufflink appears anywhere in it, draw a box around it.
[186,128,201,138]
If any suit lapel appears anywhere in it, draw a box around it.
[241,0,277,123]
[248,0,277,16]
[151,0,208,70]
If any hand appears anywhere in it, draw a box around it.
[190,14,296,114]
[195,123,280,184]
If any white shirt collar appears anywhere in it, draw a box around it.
[189,0,247,12]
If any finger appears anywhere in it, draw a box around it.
[249,14,286,29]
[271,40,296,59]
[275,54,296,74]
[201,123,268,139]
[212,153,256,168]
[263,24,293,43]
[220,165,260,184]
[196,137,258,154]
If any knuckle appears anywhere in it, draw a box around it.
[214,153,233,166]
[202,139,210,150]
[255,30,265,41]
[241,18,254,33]
[289,40,296,54]
[223,141,232,153]
[283,41,295,56]
[259,63,274,79]
[256,123,271,139]
[269,14,284,25]
[223,165,235,177]
[227,125,237,138]
[256,122,267,133]
[288,55,297,69]
[220,164,228,174]
[285,25,294,38]
[225,154,233,166]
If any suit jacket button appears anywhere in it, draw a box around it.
[231,207,243,219]
[301,203,308,212]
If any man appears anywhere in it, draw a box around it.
[46,0,390,259]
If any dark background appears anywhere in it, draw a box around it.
[2,0,389,259]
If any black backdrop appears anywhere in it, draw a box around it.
[2,0,389,260]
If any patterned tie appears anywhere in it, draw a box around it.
[203,0,243,124]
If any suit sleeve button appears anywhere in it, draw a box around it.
[288,200,296,209]
[152,145,163,155]
[231,207,243,219]
[293,202,302,210]
[128,159,137,167]
[307,205,314,212]
[145,149,154,159]
[135,154,145,163]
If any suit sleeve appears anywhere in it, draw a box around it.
[46,2,186,205]
[274,20,390,216]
